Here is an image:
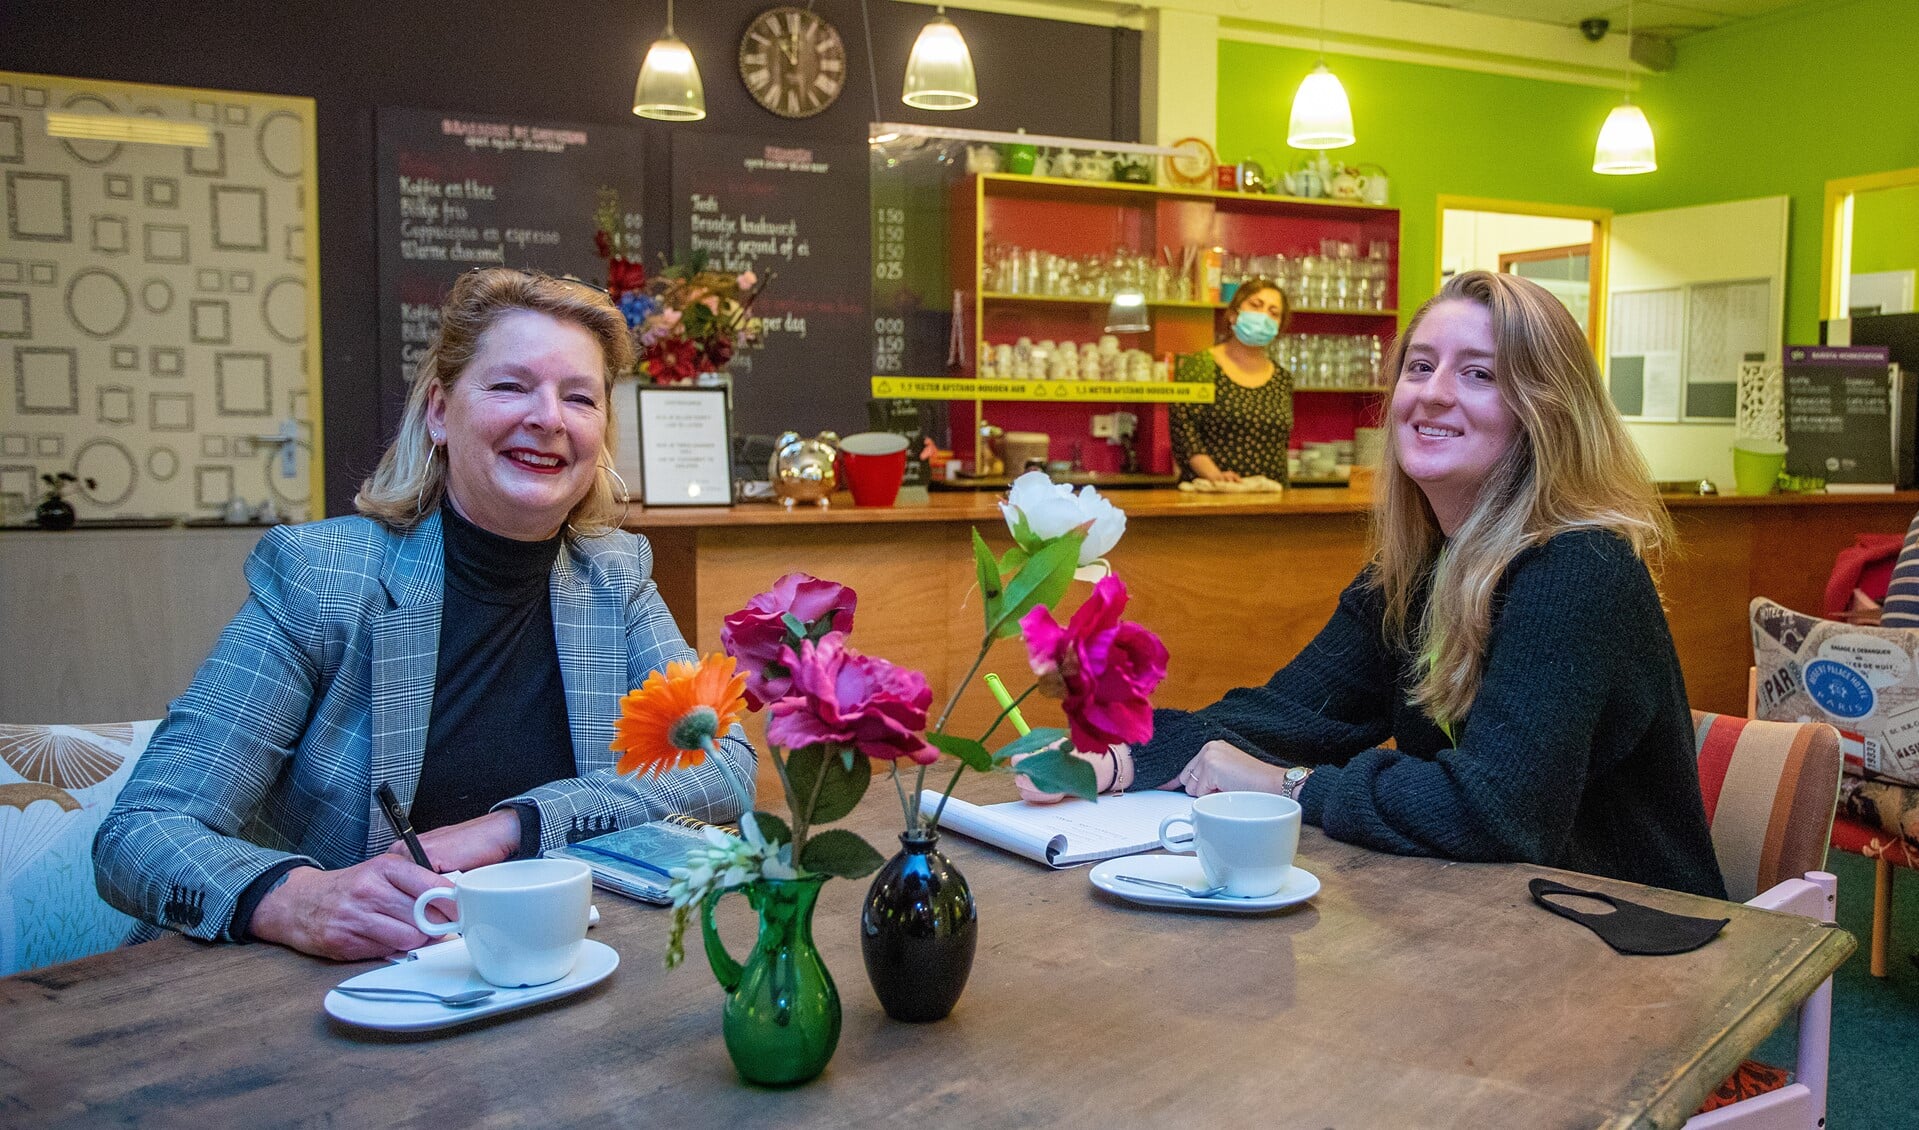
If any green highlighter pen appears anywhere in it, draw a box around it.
[983,673,1031,737]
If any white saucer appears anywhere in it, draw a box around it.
[1090,853,1320,913]
[325,938,619,1032]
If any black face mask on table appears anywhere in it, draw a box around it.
[1528,878,1730,956]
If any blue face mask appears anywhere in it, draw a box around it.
[1232,309,1279,347]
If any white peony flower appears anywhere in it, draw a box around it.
[1000,471,1126,566]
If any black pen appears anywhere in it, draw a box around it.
[375,782,435,872]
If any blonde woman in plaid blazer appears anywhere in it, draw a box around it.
[95,270,754,959]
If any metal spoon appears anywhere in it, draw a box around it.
[1114,874,1228,899]
[332,985,495,1007]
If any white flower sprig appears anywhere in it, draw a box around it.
[664,813,798,967]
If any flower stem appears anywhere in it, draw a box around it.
[769,745,805,855]
[935,640,997,735]
[978,682,1039,747]
[890,762,912,828]
[702,737,753,819]
[793,747,832,861]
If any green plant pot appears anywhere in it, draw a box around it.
[701,873,840,1086]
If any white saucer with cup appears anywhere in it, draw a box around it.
[1158,791,1302,898]
[414,858,593,988]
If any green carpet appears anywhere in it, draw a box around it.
[1752,848,1919,1130]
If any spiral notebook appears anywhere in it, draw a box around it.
[543,814,731,904]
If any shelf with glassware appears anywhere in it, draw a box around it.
[934,173,1400,475]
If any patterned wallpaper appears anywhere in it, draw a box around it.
[0,73,319,522]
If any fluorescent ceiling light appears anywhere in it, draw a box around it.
[45,113,212,148]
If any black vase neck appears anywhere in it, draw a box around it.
[899,829,940,853]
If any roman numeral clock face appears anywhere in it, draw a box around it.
[739,6,846,119]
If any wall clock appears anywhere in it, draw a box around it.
[738,6,847,119]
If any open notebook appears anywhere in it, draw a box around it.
[921,789,1194,867]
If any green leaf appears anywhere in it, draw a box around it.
[1007,508,1042,553]
[1000,544,1030,577]
[987,534,1083,639]
[992,726,1068,765]
[799,829,886,878]
[780,612,808,642]
[840,748,856,773]
[751,811,792,845]
[971,527,1003,602]
[786,745,870,825]
[926,731,993,773]
[1011,746,1099,800]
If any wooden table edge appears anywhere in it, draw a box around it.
[1621,923,1858,1130]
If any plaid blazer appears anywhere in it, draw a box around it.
[94,512,755,943]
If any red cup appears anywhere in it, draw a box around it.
[839,432,909,507]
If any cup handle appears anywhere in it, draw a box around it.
[1159,814,1197,854]
[413,887,460,936]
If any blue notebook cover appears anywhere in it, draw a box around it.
[544,820,721,904]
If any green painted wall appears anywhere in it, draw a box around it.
[1216,40,1622,319]
[1617,0,1919,340]
[1848,182,1919,280]
[1215,0,1919,341]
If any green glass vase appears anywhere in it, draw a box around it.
[700,872,841,1086]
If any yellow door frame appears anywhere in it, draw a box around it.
[1821,166,1919,322]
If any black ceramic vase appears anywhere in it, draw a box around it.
[860,830,977,1022]
[34,497,75,529]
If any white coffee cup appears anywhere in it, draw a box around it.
[1158,791,1301,898]
[413,858,592,988]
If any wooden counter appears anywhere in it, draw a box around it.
[628,489,1919,778]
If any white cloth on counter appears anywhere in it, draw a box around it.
[1177,475,1285,493]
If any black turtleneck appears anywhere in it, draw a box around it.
[411,503,578,834]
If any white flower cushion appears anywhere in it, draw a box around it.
[0,721,157,974]
[1752,598,1919,786]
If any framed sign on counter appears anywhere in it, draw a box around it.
[636,387,733,506]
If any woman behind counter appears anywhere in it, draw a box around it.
[1169,276,1294,484]
[1036,270,1724,898]
[95,269,755,960]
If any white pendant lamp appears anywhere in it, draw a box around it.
[633,0,706,121]
[1104,289,1151,335]
[902,7,978,111]
[1592,0,1655,174]
[1593,102,1656,174]
[1288,64,1355,150]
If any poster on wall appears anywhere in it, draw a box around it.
[670,134,868,440]
[374,107,645,408]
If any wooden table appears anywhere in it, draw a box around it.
[1,780,1853,1129]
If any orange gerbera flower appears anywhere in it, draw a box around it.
[611,653,749,778]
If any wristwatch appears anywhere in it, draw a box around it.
[1280,765,1311,801]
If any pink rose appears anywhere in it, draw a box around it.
[721,572,858,709]
[1020,575,1168,752]
[767,635,937,765]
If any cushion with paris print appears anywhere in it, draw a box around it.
[1751,597,1919,786]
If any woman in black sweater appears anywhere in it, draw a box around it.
[1041,270,1724,898]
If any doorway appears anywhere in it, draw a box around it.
[1435,197,1611,354]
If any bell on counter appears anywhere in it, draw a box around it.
[769,431,840,509]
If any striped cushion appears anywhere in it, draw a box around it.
[1692,712,1843,903]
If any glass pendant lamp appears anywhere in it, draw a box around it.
[1104,289,1150,335]
[1592,0,1655,174]
[633,0,706,121]
[1287,0,1354,150]
[902,7,978,110]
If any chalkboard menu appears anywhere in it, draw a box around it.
[1782,344,1900,485]
[671,134,868,440]
[375,107,646,402]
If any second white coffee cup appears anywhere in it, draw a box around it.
[1158,791,1301,898]
[413,857,592,987]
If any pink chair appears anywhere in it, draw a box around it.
[1685,711,1844,1129]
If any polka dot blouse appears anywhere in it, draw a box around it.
[1169,350,1294,482]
